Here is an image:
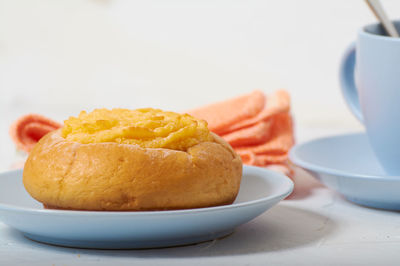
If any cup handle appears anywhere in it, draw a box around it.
[339,43,364,123]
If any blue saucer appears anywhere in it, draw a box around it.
[289,133,400,210]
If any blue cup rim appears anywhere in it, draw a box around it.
[359,20,400,42]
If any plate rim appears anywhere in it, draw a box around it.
[0,165,294,217]
[289,132,400,181]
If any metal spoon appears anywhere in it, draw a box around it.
[365,0,399,37]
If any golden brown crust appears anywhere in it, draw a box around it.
[23,130,242,211]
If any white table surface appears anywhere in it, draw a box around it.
[2,125,400,266]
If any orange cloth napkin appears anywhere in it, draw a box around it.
[9,90,295,176]
[187,90,294,177]
[9,114,61,153]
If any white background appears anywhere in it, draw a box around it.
[1,0,399,166]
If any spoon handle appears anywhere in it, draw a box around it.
[365,0,399,37]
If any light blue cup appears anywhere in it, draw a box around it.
[340,21,400,175]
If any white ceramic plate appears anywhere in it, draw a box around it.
[290,133,400,210]
[0,166,293,249]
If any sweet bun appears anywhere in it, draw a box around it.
[23,108,242,211]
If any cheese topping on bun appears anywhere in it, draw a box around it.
[61,108,211,151]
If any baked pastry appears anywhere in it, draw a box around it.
[23,108,242,211]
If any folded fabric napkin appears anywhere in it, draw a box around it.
[9,114,61,153]
[187,90,294,177]
[9,90,294,176]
